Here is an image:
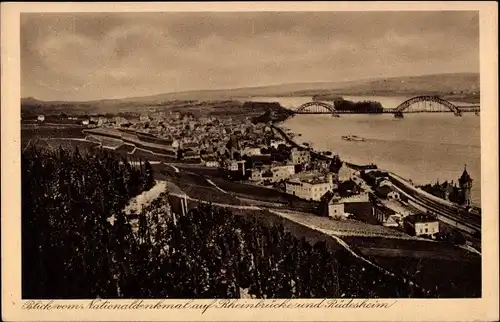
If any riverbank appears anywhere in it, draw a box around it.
[272,124,377,170]
[278,113,480,205]
[272,122,480,211]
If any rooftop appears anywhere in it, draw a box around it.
[376,185,394,197]
[405,213,438,224]
[459,165,473,185]
[288,176,330,185]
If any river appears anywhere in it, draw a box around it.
[244,96,481,205]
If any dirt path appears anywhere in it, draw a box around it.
[124,180,167,215]
[205,178,228,194]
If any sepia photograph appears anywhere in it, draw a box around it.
[2,2,499,322]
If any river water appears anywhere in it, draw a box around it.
[245,96,481,205]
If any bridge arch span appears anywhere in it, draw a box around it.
[295,101,337,114]
[395,96,461,115]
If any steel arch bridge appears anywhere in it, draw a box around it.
[295,101,337,114]
[394,96,462,116]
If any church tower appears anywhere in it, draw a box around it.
[458,165,473,206]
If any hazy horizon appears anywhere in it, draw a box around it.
[22,72,479,103]
[22,11,479,101]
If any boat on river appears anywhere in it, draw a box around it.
[341,135,365,142]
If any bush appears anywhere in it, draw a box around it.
[452,231,467,245]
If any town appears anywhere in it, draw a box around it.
[17,9,487,304]
[28,103,480,250]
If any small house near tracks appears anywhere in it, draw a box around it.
[320,185,372,221]
[403,213,439,238]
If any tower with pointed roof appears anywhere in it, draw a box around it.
[225,135,242,160]
[458,165,473,206]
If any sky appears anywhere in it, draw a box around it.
[21,11,479,101]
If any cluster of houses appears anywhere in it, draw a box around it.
[36,110,274,163]
[362,170,401,200]
[38,108,445,240]
[417,167,474,207]
[362,170,440,239]
[226,136,441,239]
[36,114,112,126]
[215,133,381,223]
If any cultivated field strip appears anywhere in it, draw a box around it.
[272,210,425,240]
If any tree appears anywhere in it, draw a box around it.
[452,231,466,245]
[144,161,155,190]
[329,155,343,173]
[24,146,461,299]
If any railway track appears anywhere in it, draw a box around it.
[389,180,481,250]
[403,185,480,231]
[388,175,480,229]
[393,182,479,230]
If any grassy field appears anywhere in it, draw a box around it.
[112,144,136,157]
[84,127,129,139]
[39,139,100,153]
[174,165,222,176]
[161,164,317,213]
[276,211,410,238]
[87,135,124,148]
[22,126,86,140]
[209,177,316,212]
[342,235,481,271]
[159,165,244,205]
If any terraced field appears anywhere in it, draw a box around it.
[209,177,316,212]
[41,138,100,152]
[22,125,86,140]
[83,127,128,139]
[135,149,179,162]
[85,135,103,143]
[137,134,174,146]
[342,236,478,259]
[110,144,136,158]
[274,209,411,239]
[87,135,125,149]
[159,166,244,205]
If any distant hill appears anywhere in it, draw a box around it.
[320,73,479,96]
[22,73,479,112]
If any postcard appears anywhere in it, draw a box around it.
[1,2,498,321]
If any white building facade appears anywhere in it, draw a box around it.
[270,139,287,149]
[413,221,439,237]
[285,175,336,201]
[290,148,311,164]
[242,147,262,156]
[328,203,345,219]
